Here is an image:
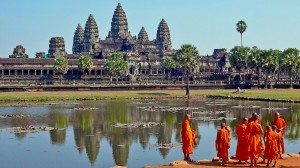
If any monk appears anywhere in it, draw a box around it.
[247,114,263,167]
[236,118,249,163]
[271,112,286,159]
[215,123,230,166]
[264,125,280,167]
[248,112,261,124]
[181,114,197,162]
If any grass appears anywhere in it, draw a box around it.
[208,89,300,101]
[0,89,299,102]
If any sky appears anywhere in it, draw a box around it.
[0,0,300,57]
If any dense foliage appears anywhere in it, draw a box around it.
[54,56,69,84]
[104,52,128,82]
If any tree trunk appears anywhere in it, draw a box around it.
[240,33,243,47]
[109,75,112,85]
[186,72,190,97]
[60,75,62,85]
[257,68,261,89]
[290,75,293,89]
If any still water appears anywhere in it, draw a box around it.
[0,99,299,168]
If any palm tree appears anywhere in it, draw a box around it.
[283,48,300,89]
[248,47,264,88]
[78,54,94,84]
[229,46,251,85]
[54,56,69,85]
[236,20,247,46]
[104,52,128,83]
[175,44,199,97]
[163,57,177,83]
[262,49,280,89]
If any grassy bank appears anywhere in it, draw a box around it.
[0,89,299,102]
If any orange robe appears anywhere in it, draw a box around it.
[181,116,196,154]
[236,123,249,161]
[247,121,263,160]
[264,130,279,160]
[271,117,286,154]
[216,128,230,161]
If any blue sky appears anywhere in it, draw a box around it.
[0,0,300,57]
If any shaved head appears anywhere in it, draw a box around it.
[221,122,226,128]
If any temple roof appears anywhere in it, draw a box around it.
[156,19,171,50]
[0,58,104,66]
[84,14,100,39]
[138,27,149,42]
[108,3,131,40]
[74,24,84,40]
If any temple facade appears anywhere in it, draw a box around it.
[0,3,229,85]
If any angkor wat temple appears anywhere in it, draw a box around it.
[0,3,229,85]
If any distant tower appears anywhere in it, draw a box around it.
[73,24,84,54]
[83,14,100,54]
[48,37,67,58]
[138,27,149,43]
[107,3,131,40]
[156,19,172,51]
[9,45,29,58]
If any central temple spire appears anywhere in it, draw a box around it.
[108,3,131,40]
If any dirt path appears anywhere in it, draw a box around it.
[146,154,300,168]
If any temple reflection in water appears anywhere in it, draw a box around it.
[4,100,300,166]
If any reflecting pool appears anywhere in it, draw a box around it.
[0,99,299,168]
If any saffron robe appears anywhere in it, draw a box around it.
[236,123,249,161]
[271,117,286,153]
[247,121,263,160]
[181,116,196,154]
[264,130,279,160]
[216,128,230,161]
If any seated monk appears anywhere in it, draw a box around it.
[271,112,286,159]
[236,118,249,163]
[181,114,197,162]
[247,114,263,167]
[215,123,230,166]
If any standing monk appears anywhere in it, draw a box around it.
[248,113,261,124]
[215,123,230,166]
[247,114,263,167]
[264,125,279,167]
[181,114,197,162]
[271,112,286,159]
[236,118,249,163]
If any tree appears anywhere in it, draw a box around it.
[163,57,177,83]
[175,44,199,97]
[229,46,251,84]
[248,46,264,88]
[104,52,128,83]
[262,49,280,88]
[54,56,69,85]
[78,54,94,83]
[236,20,247,46]
[283,48,300,89]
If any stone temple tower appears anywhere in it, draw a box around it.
[107,3,132,40]
[138,27,149,43]
[156,19,172,51]
[72,24,84,54]
[48,37,67,58]
[83,14,100,54]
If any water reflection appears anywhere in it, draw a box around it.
[0,99,299,167]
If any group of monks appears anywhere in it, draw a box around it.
[181,112,287,167]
